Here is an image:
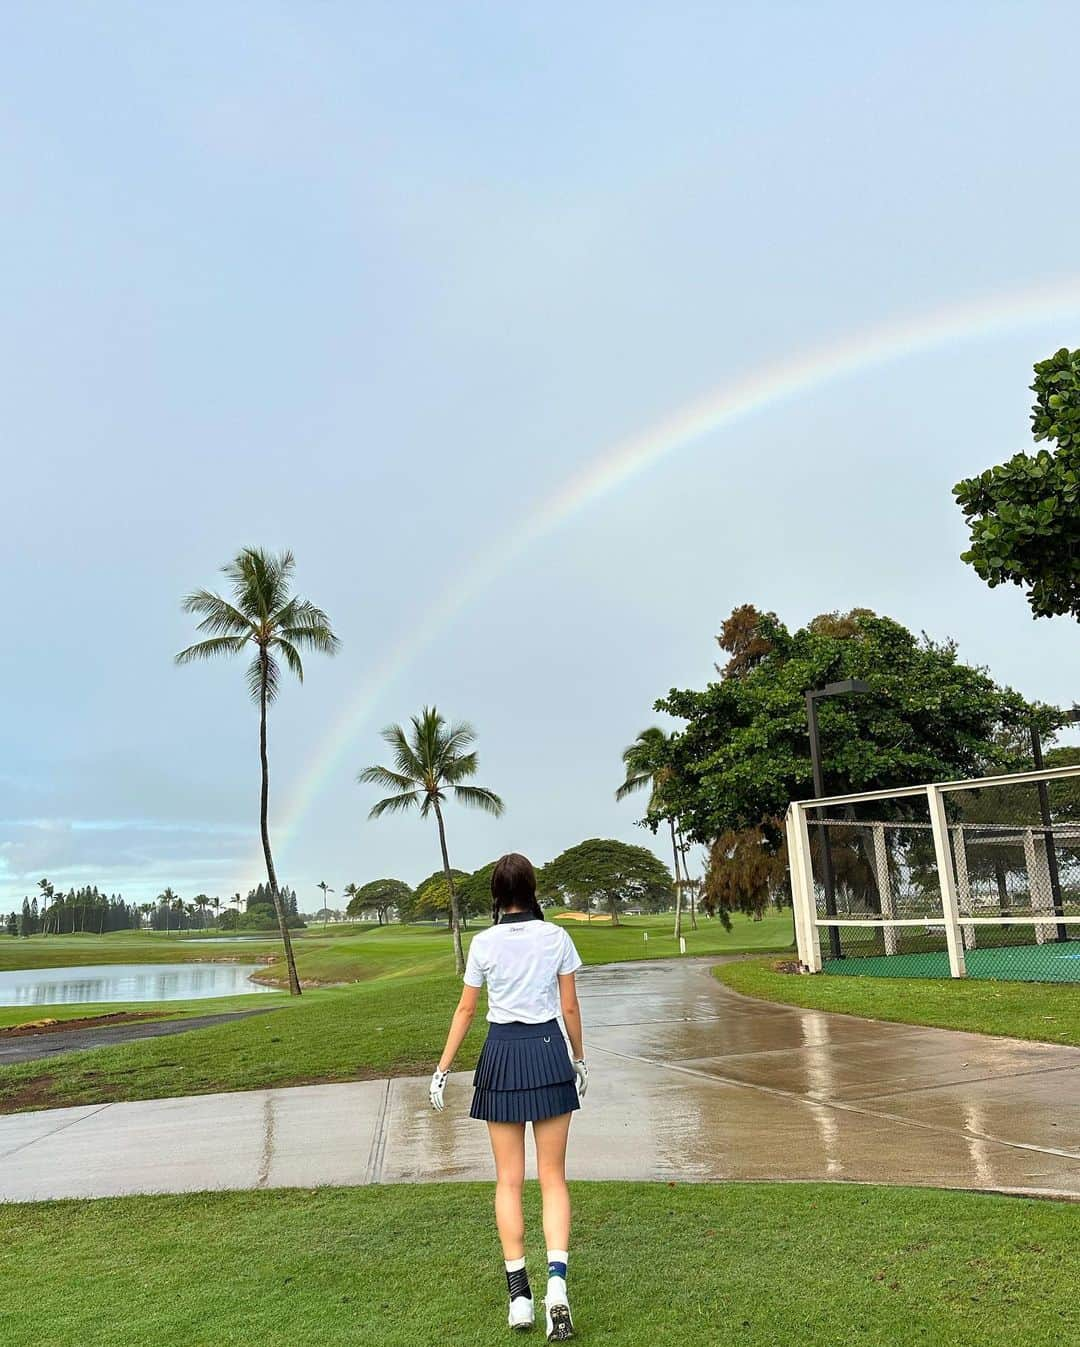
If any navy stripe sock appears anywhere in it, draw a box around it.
[547,1249,568,1282]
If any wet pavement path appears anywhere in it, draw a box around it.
[0,1007,278,1065]
[2,958,1080,1202]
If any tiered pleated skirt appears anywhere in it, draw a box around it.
[470,1019,580,1123]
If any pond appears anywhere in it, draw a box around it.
[0,963,276,1006]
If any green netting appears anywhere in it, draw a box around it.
[822,939,1080,982]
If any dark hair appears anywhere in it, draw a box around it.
[491,853,545,923]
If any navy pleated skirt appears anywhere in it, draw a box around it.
[470,1019,579,1124]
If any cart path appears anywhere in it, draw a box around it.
[3,958,1080,1202]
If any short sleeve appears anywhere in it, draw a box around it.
[463,939,486,988]
[558,930,583,976]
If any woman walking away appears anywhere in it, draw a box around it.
[429,852,587,1341]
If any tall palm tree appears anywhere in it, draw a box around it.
[616,726,685,941]
[359,707,503,974]
[176,547,340,997]
[210,896,222,927]
[317,881,334,931]
[158,887,179,935]
[37,879,55,936]
[342,881,359,918]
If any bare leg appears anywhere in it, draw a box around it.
[533,1112,572,1253]
[487,1121,527,1260]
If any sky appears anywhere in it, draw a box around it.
[3,3,1080,911]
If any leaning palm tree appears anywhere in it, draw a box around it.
[359,707,503,974]
[616,726,686,941]
[176,547,340,996]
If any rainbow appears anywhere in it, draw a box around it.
[266,278,1080,877]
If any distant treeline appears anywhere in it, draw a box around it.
[3,880,305,937]
[4,887,139,937]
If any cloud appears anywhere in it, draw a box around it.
[0,817,251,903]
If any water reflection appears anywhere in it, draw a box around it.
[0,963,274,1005]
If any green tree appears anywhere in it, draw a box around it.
[955,348,1080,619]
[176,547,340,996]
[539,838,673,926]
[616,727,689,940]
[359,707,503,973]
[456,862,499,922]
[656,608,1051,844]
[344,879,412,924]
[413,869,470,925]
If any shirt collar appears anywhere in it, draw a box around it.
[498,910,541,924]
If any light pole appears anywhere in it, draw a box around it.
[1031,707,1080,943]
[805,679,872,960]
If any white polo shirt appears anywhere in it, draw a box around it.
[464,916,583,1024]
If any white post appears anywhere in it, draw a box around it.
[871,823,900,956]
[787,803,821,972]
[927,784,966,978]
[952,825,977,950]
[1022,828,1057,945]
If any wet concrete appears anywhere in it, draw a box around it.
[2,957,1080,1202]
[0,1007,278,1064]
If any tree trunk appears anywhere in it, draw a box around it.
[432,798,465,974]
[259,648,302,997]
[670,819,683,942]
[995,859,1010,914]
[677,824,698,930]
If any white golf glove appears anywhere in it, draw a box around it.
[429,1067,448,1112]
[574,1059,589,1099]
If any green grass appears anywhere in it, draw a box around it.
[0,1182,1076,1346]
[0,929,280,972]
[719,958,1080,1046]
[0,914,791,1112]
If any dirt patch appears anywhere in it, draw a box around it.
[1,1074,62,1112]
[770,959,804,975]
[0,1011,167,1039]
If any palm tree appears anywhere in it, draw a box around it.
[139,902,154,931]
[37,879,55,936]
[210,896,222,927]
[176,547,340,997]
[359,707,503,974]
[342,881,359,919]
[616,727,686,941]
[317,881,334,932]
[158,887,179,935]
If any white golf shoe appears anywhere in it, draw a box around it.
[508,1296,535,1331]
[544,1281,573,1342]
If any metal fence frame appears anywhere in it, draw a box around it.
[786,763,1080,977]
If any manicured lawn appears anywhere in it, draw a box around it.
[0,914,792,1112]
[719,958,1080,1047]
[1,1182,1076,1346]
